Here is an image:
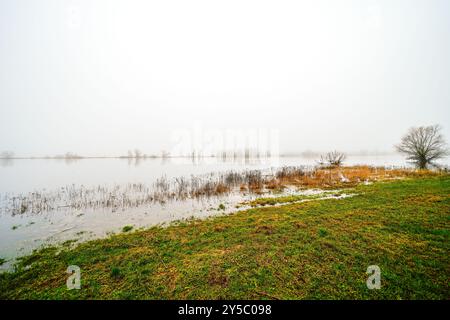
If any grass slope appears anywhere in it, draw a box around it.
[1,176,449,299]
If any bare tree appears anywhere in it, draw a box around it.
[161,150,170,159]
[134,149,142,158]
[396,125,448,169]
[0,151,14,159]
[318,151,346,167]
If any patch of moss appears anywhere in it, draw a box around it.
[122,225,133,233]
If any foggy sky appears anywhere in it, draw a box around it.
[1,0,449,156]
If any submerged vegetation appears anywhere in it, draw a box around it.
[317,151,346,167]
[1,165,446,216]
[0,175,448,299]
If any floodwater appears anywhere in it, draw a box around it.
[0,154,448,269]
[0,154,420,194]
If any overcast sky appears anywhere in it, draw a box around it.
[0,0,449,156]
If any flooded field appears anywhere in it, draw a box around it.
[0,154,414,194]
[1,155,449,269]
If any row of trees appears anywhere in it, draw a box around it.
[124,150,170,159]
[0,151,14,159]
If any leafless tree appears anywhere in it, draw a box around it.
[317,151,346,167]
[0,151,14,159]
[134,149,142,158]
[161,150,170,159]
[396,125,448,169]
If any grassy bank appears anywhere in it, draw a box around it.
[1,175,449,299]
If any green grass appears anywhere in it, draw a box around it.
[110,267,122,279]
[0,176,449,299]
[0,258,6,266]
[122,225,133,233]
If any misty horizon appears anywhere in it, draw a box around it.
[0,148,402,159]
[1,0,450,156]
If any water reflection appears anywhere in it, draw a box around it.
[54,157,82,165]
[119,155,278,167]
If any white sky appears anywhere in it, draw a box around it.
[1,0,449,156]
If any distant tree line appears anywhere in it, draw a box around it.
[0,151,14,159]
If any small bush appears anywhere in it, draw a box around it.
[318,151,346,167]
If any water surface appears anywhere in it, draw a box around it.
[1,154,448,269]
